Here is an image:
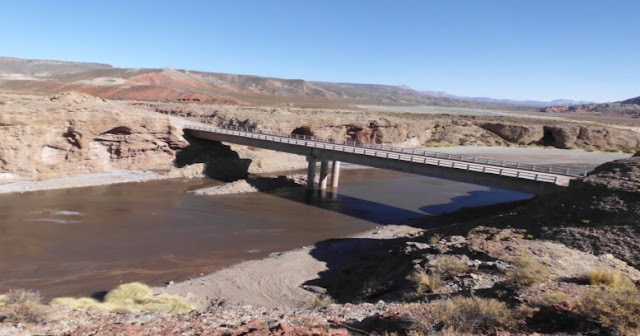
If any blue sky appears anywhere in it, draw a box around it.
[1,0,638,102]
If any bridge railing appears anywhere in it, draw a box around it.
[185,124,584,183]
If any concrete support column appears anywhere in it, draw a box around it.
[319,160,329,190]
[306,157,317,191]
[331,161,341,188]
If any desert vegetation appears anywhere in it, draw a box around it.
[578,286,640,335]
[505,254,551,287]
[51,282,194,314]
[0,290,51,324]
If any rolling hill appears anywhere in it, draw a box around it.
[0,56,632,113]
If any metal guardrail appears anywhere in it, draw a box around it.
[184,124,585,185]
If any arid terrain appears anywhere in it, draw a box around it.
[1,89,639,190]
[1,57,640,335]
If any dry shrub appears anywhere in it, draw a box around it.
[51,282,194,314]
[410,270,442,298]
[0,289,50,324]
[529,291,571,307]
[306,295,333,309]
[431,255,468,276]
[585,268,636,290]
[432,297,522,333]
[406,298,536,335]
[505,255,550,287]
[577,287,640,335]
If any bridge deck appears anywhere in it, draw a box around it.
[185,124,583,194]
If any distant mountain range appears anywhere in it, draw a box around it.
[0,56,636,114]
[417,89,595,108]
[540,96,640,118]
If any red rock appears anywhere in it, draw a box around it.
[553,300,577,312]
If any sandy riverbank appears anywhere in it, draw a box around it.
[0,170,168,194]
[157,224,422,310]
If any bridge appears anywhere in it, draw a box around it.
[185,124,587,195]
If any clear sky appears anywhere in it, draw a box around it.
[1,0,638,102]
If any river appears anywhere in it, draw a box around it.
[0,168,534,299]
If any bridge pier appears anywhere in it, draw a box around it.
[319,160,329,190]
[331,161,341,188]
[306,156,316,191]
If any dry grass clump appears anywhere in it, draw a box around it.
[505,254,550,287]
[529,291,571,307]
[51,282,194,314]
[410,270,442,298]
[585,268,636,290]
[433,297,514,333]
[428,233,442,244]
[430,255,469,276]
[0,289,50,324]
[306,295,333,308]
[405,298,536,335]
[577,287,640,335]
[434,297,530,333]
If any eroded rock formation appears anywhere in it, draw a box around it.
[0,94,188,181]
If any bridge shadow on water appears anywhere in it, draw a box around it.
[267,185,531,227]
[420,188,533,216]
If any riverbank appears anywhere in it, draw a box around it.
[157,224,422,310]
[0,170,166,194]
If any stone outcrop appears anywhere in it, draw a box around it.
[544,125,580,148]
[475,121,639,150]
[478,122,543,145]
[575,125,640,150]
[0,94,188,181]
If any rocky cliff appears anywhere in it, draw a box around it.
[2,91,639,186]
[151,102,640,152]
[0,92,188,182]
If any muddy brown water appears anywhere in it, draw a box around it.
[0,168,532,299]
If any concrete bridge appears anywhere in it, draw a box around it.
[185,125,587,195]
